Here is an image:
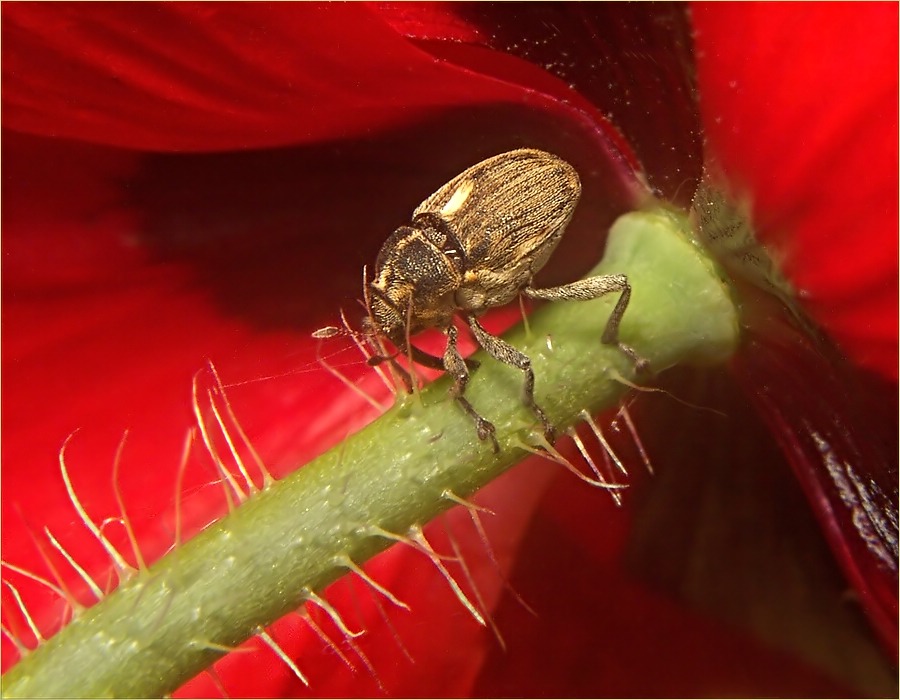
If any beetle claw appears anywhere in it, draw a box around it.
[532,407,556,445]
[542,423,557,445]
[476,419,500,453]
[618,343,651,375]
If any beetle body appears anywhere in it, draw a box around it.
[366,148,642,452]
[369,149,579,343]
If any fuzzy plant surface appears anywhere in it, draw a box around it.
[1,205,739,698]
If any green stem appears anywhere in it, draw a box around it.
[1,207,738,698]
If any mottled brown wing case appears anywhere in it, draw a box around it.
[413,149,581,276]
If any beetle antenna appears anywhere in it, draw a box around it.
[404,299,422,397]
[311,266,379,343]
[310,325,347,340]
[357,266,415,395]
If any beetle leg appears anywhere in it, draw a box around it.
[524,274,650,372]
[405,345,447,372]
[413,344,480,373]
[368,341,480,399]
[444,324,499,453]
[417,344,480,373]
[466,316,555,444]
[369,343,478,373]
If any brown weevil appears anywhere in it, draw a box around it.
[364,148,645,453]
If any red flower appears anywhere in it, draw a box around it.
[2,3,896,697]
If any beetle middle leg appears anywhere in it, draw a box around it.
[524,274,650,371]
[466,315,556,443]
[443,324,499,453]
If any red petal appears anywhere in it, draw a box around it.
[473,366,896,696]
[2,2,628,168]
[693,2,899,379]
[379,2,703,206]
[477,488,860,697]
[0,4,505,151]
[733,324,898,657]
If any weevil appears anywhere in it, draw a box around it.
[364,148,646,453]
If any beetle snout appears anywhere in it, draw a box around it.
[365,290,403,339]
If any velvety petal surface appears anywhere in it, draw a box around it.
[2,3,514,151]
[693,2,899,379]
[378,2,703,206]
[692,1,899,655]
[734,321,898,656]
[2,0,631,178]
[473,366,896,696]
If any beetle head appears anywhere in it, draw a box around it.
[364,222,463,342]
[361,249,411,349]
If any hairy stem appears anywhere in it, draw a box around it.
[1,207,739,698]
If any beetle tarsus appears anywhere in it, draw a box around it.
[534,407,556,444]
[616,342,650,374]
[475,417,500,454]
[444,324,499,452]
[467,315,556,445]
[455,392,499,453]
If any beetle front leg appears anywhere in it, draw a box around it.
[444,324,499,453]
[466,316,556,444]
[524,274,650,372]
[368,340,481,396]
[369,343,480,373]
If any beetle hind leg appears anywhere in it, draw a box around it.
[444,324,499,453]
[524,274,650,372]
[466,316,556,444]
